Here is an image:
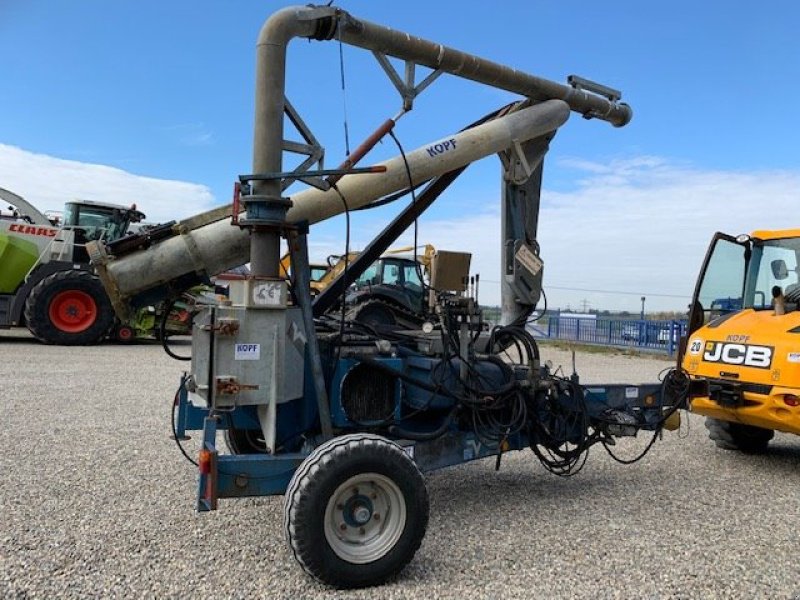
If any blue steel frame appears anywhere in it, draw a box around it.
[178,377,669,512]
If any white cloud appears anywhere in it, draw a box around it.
[5,143,798,316]
[0,144,216,224]
[312,157,800,314]
[537,157,800,313]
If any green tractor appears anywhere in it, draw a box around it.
[0,187,147,344]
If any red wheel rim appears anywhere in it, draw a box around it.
[48,290,97,333]
[118,326,133,341]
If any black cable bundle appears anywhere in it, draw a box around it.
[528,378,591,477]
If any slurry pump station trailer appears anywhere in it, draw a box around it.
[89,5,685,588]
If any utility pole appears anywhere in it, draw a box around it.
[640,296,646,320]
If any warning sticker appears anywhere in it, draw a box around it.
[625,387,639,399]
[515,245,543,276]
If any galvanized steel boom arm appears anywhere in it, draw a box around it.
[250,5,631,273]
[90,5,631,318]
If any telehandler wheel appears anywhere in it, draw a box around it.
[705,417,774,453]
[283,433,428,589]
[24,270,115,345]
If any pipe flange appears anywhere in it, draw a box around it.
[240,194,292,226]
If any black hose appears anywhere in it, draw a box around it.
[359,356,461,400]
[600,367,690,464]
[388,406,459,441]
[160,298,191,361]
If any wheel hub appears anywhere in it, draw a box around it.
[343,495,374,526]
[324,473,406,564]
[49,290,97,333]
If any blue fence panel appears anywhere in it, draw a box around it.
[537,317,687,354]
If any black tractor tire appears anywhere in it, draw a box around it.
[284,433,429,589]
[353,303,396,329]
[705,417,774,453]
[24,270,115,345]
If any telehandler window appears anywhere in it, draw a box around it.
[745,238,800,307]
[695,237,746,322]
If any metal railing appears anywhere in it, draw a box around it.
[534,316,688,355]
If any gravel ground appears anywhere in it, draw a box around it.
[1,330,799,599]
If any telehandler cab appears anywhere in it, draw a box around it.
[682,230,800,451]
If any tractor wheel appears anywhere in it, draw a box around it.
[225,427,266,454]
[284,433,429,588]
[24,270,115,345]
[705,417,774,453]
[354,303,396,329]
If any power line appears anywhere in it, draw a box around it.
[544,285,688,300]
[477,279,688,299]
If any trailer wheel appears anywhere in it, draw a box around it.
[225,427,266,454]
[24,270,115,345]
[705,417,774,453]
[284,433,428,588]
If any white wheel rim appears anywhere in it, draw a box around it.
[323,472,406,564]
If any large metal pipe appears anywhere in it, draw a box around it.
[92,101,569,310]
[244,3,628,282]
[332,10,632,127]
[253,6,631,138]
[93,2,632,312]
[249,7,326,279]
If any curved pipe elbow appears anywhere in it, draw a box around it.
[615,103,633,127]
[256,5,337,47]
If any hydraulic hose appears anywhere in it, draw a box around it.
[388,406,460,441]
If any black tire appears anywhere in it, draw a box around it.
[24,270,115,345]
[284,433,429,589]
[225,427,266,454]
[113,323,136,343]
[705,417,774,453]
[354,303,396,328]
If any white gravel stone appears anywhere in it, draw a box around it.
[1,330,799,599]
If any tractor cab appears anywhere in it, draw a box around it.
[58,201,146,263]
[63,200,146,244]
[351,256,426,314]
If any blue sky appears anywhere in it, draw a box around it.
[2,1,799,312]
